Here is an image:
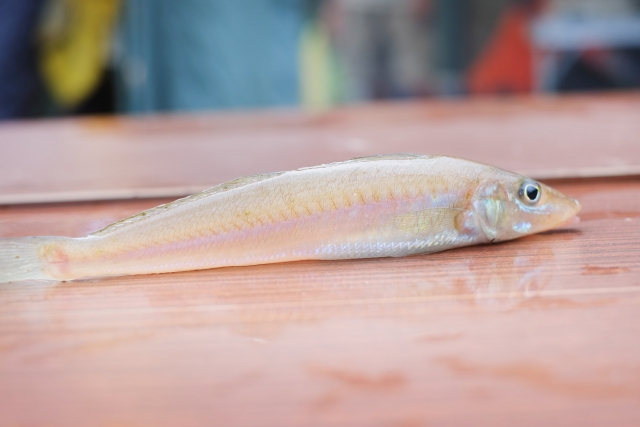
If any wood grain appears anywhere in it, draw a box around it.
[1,92,640,204]
[1,177,639,427]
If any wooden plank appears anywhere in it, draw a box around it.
[1,177,639,426]
[1,92,640,204]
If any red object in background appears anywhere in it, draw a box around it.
[468,6,535,94]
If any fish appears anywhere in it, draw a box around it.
[0,154,581,283]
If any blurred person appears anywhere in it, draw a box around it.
[467,0,640,95]
[467,0,543,95]
[468,0,513,62]
[432,0,470,95]
[38,0,121,114]
[116,0,311,113]
[299,0,345,109]
[330,0,438,101]
[539,0,640,92]
[0,0,44,119]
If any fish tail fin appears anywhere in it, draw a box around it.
[0,237,65,283]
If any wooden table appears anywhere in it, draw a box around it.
[1,94,640,426]
[2,92,640,204]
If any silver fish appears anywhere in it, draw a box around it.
[0,155,580,283]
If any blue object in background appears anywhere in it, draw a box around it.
[117,0,308,113]
[0,0,43,119]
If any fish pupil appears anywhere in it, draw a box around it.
[526,185,539,201]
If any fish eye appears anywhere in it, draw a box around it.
[519,181,541,204]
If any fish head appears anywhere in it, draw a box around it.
[472,173,581,242]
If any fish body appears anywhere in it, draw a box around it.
[0,155,580,283]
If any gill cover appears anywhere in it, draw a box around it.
[473,181,512,242]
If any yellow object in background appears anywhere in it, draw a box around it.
[39,0,121,108]
[299,21,344,110]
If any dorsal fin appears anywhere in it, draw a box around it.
[298,153,432,172]
[348,153,432,163]
[90,171,285,237]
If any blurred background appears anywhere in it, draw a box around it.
[2,0,640,120]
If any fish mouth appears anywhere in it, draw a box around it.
[544,184,581,224]
[573,198,582,212]
[558,196,581,226]
[568,197,581,217]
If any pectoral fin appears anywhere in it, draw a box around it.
[392,208,468,235]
